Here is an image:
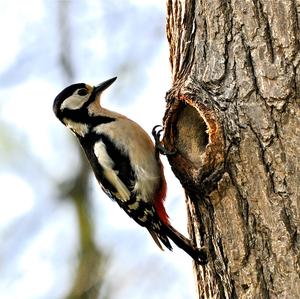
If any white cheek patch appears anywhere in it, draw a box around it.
[61,94,89,111]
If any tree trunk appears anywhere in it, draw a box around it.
[164,0,300,298]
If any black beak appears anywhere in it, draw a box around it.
[94,77,117,94]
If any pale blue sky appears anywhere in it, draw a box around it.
[0,1,196,299]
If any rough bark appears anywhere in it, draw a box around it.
[164,0,300,298]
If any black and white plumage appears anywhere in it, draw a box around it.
[53,77,207,263]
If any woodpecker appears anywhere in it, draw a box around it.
[53,77,207,264]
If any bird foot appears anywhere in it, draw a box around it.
[152,125,176,156]
[197,246,208,265]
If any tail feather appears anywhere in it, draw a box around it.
[164,224,208,264]
[148,229,164,251]
[147,221,207,264]
[148,228,173,251]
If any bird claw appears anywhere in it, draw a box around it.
[152,125,176,156]
[197,246,208,265]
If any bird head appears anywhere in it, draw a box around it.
[53,77,117,123]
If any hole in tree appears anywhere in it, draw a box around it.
[175,104,209,166]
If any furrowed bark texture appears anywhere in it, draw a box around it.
[164,0,300,298]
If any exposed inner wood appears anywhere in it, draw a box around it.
[175,104,208,167]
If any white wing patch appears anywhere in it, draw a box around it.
[94,141,131,202]
[93,120,161,203]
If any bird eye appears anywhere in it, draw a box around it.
[78,88,88,96]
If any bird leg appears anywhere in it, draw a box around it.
[152,125,176,156]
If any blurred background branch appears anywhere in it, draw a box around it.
[63,152,108,299]
[57,2,108,298]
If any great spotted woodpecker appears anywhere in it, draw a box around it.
[53,77,207,264]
